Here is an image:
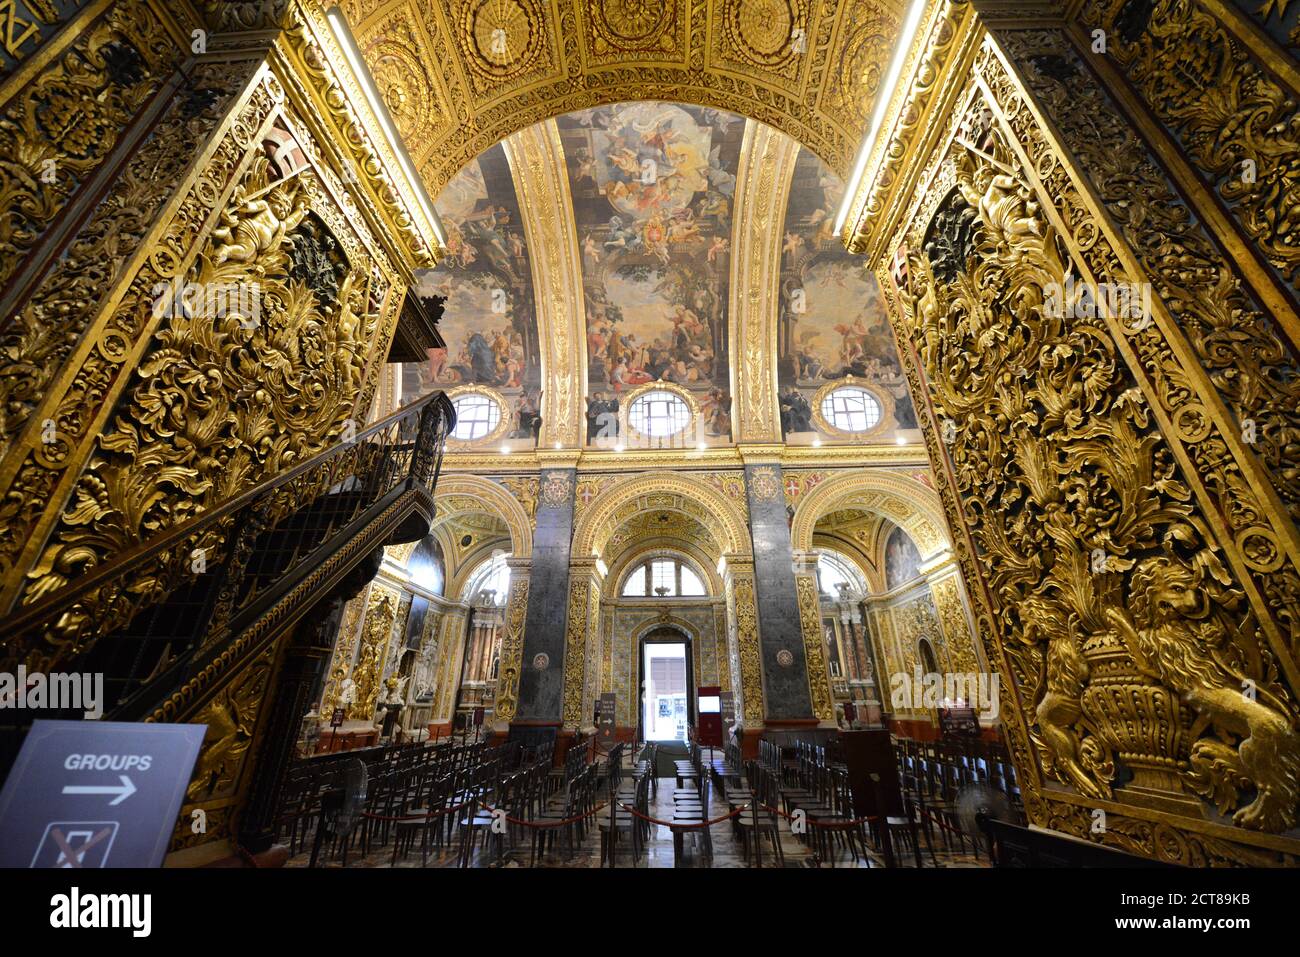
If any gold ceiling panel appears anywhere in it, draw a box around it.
[338,0,903,199]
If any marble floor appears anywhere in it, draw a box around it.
[286,753,989,869]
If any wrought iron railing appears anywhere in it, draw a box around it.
[0,392,453,718]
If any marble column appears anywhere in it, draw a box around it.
[510,467,577,749]
[741,458,817,723]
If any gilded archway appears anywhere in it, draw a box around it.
[572,472,750,559]
[433,475,535,558]
[791,471,949,559]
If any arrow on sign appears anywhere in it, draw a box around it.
[62,775,137,806]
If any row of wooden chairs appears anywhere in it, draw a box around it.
[597,743,654,865]
[895,737,1023,860]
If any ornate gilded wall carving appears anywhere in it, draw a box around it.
[170,640,278,850]
[349,587,397,720]
[320,581,371,715]
[1079,0,1300,312]
[561,575,591,728]
[432,605,469,721]
[491,572,530,722]
[0,0,99,83]
[24,149,383,607]
[860,16,1300,862]
[930,570,980,675]
[0,61,273,610]
[795,571,834,720]
[0,1,431,670]
[730,567,765,722]
[0,0,179,291]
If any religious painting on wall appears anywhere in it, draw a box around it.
[558,102,741,444]
[776,147,917,440]
[403,143,542,441]
[884,525,923,591]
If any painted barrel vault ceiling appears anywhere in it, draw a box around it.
[340,0,905,196]
[344,0,914,446]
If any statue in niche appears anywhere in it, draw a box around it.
[414,640,438,699]
[384,675,409,707]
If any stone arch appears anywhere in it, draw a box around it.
[573,472,750,559]
[433,475,533,559]
[791,471,949,560]
[631,615,701,646]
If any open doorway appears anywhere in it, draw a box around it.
[639,630,693,743]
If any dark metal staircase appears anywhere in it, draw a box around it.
[0,391,455,767]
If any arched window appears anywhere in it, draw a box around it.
[464,553,511,606]
[621,558,707,597]
[816,550,865,598]
[451,392,502,441]
[627,390,691,437]
[820,385,882,433]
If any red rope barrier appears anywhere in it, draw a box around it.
[614,802,751,830]
[479,802,610,829]
[755,802,882,829]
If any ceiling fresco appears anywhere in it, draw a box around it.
[400,101,918,453]
[559,102,743,444]
[403,142,542,440]
[776,147,916,441]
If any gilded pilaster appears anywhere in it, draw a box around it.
[793,553,835,722]
[491,559,532,726]
[726,560,765,723]
[561,561,600,729]
[728,121,799,443]
[431,604,470,725]
[502,121,585,450]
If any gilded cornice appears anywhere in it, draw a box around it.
[270,0,443,272]
[502,120,586,449]
[728,122,799,443]
[841,0,973,264]
[439,443,930,473]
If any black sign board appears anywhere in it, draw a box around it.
[596,693,616,748]
[0,720,207,868]
[330,707,346,729]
